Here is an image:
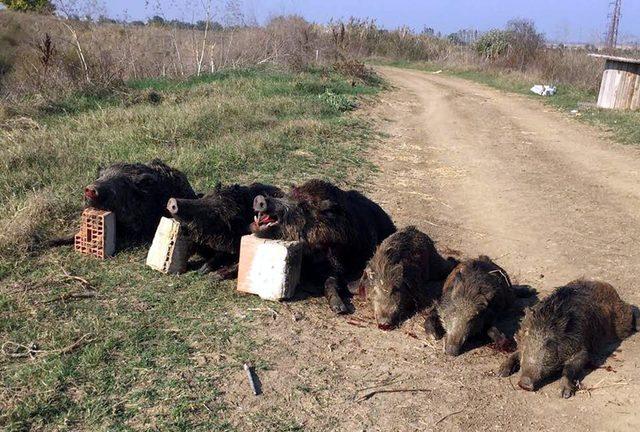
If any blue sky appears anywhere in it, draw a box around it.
[103,0,640,43]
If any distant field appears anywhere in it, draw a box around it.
[378,59,640,146]
[0,68,380,431]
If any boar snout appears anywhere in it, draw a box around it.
[376,315,395,331]
[166,198,179,215]
[518,375,535,391]
[444,335,466,356]
[84,185,99,200]
[253,195,267,212]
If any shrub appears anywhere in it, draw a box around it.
[332,59,381,86]
[475,29,511,60]
[319,89,357,112]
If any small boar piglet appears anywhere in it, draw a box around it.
[498,279,639,398]
[358,226,456,330]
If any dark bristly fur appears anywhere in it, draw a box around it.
[250,179,396,314]
[167,182,283,278]
[358,226,456,329]
[84,159,197,243]
[498,279,639,398]
[424,255,521,356]
[44,159,197,248]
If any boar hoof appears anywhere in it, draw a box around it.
[329,299,348,314]
[560,381,577,399]
[496,366,512,378]
[198,263,213,275]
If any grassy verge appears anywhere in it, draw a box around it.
[0,67,380,431]
[375,59,640,146]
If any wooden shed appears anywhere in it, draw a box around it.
[589,54,640,110]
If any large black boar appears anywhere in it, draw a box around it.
[84,159,197,243]
[357,226,456,330]
[498,279,639,398]
[166,182,283,278]
[250,179,396,314]
[424,256,531,356]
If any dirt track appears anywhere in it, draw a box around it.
[222,67,640,431]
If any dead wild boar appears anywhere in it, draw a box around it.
[498,279,639,398]
[357,226,456,330]
[250,179,396,314]
[424,256,530,356]
[84,159,197,243]
[166,182,283,278]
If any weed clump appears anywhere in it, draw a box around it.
[319,89,357,112]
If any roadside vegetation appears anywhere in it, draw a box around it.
[0,65,380,430]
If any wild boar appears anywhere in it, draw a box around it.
[84,159,197,243]
[250,179,396,314]
[424,256,530,356]
[166,182,283,278]
[357,226,456,330]
[498,279,639,398]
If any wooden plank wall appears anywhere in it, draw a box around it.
[597,59,640,110]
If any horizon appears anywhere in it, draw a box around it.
[98,0,640,45]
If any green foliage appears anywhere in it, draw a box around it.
[474,29,511,60]
[319,89,357,112]
[0,0,54,12]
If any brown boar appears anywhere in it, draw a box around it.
[357,226,456,330]
[166,182,283,278]
[498,279,639,398]
[424,256,532,356]
[250,179,396,314]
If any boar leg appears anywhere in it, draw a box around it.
[325,277,348,314]
[323,249,349,314]
[423,307,445,340]
[198,251,230,275]
[497,351,520,377]
[211,263,239,281]
[559,349,589,399]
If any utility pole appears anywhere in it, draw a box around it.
[605,0,622,49]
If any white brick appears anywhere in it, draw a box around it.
[146,217,192,274]
[237,235,303,301]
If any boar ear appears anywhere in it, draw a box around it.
[214,182,222,193]
[389,264,403,284]
[96,165,104,177]
[453,271,464,286]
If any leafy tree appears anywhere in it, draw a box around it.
[0,0,55,12]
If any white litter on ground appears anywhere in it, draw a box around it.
[530,84,557,96]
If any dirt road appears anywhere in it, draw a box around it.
[223,67,640,431]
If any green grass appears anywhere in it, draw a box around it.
[0,67,380,431]
[376,59,640,146]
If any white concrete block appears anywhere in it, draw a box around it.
[146,217,191,274]
[237,234,303,301]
